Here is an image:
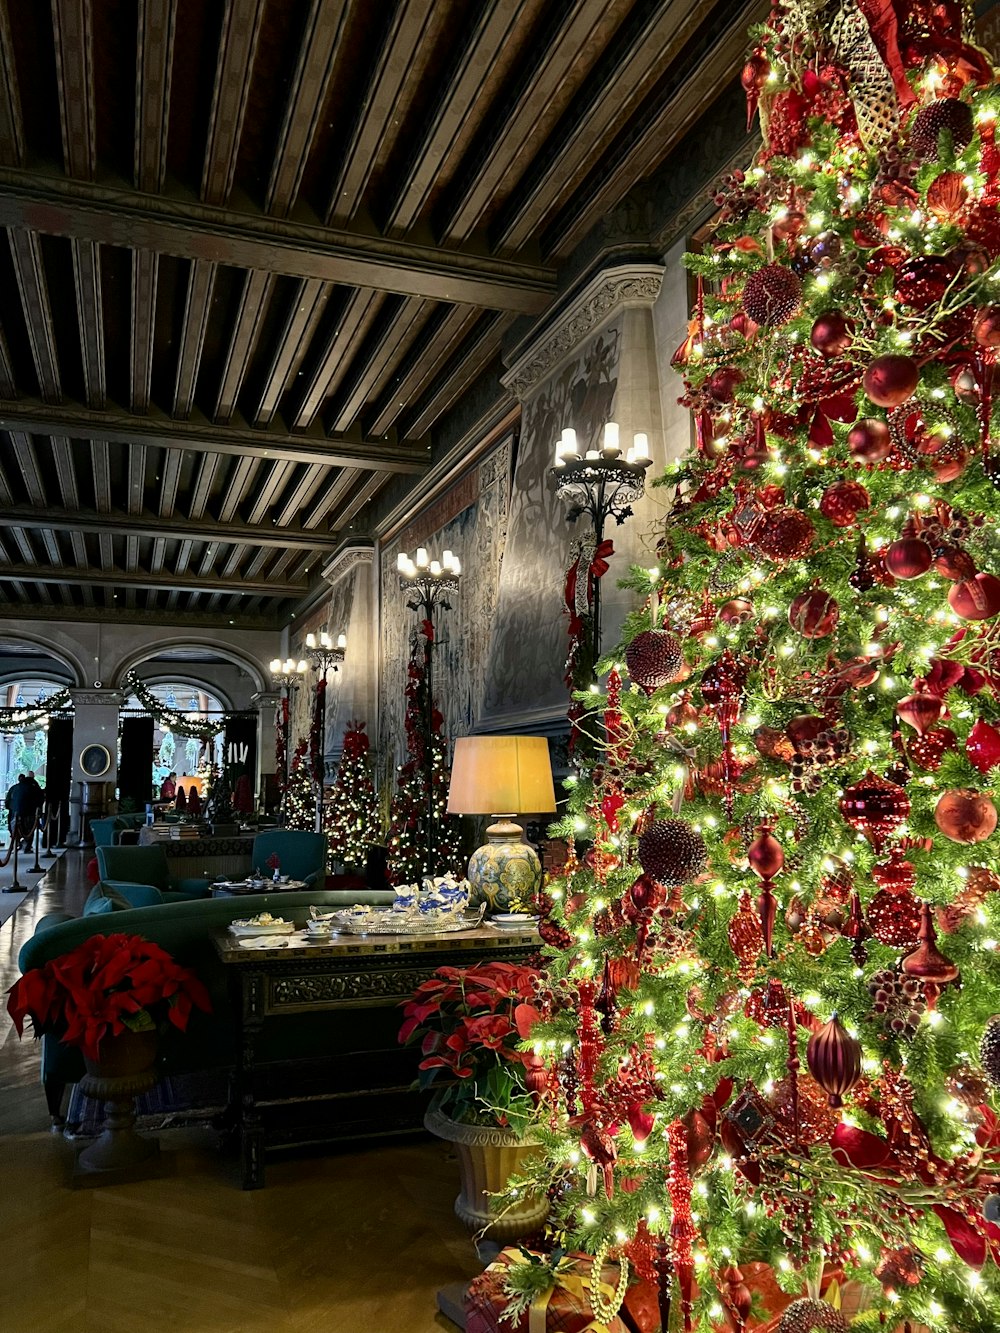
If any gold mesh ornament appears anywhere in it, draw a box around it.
[830,0,900,147]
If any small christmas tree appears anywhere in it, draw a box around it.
[506,8,1000,1333]
[284,738,313,832]
[325,720,376,870]
[386,642,462,884]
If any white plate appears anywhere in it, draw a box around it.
[491,916,537,931]
[228,920,295,936]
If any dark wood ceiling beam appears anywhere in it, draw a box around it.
[7,527,33,562]
[173,538,193,575]
[51,0,97,181]
[188,451,221,519]
[0,397,429,473]
[8,230,61,403]
[214,269,273,423]
[385,0,532,234]
[0,560,302,598]
[0,598,280,630]
[441,0,621,245]
[217,455,258,524]
[196,544,217,577]
[72,239,105,409]
[291,288,386,431]
[302,467,359,530]
[367,304,481,437]
[492,0,720,253]
[243,546,272,579]
[150,536,166,573]
[246,460,295,526]
[0,326,15,398]
[0,2,24,166]
[68,531,87,569]
[275,462,326,527]
[219,543,247,578]
[0,464,11,506]
[201,0,266,206]
[98,532,113,568]
[255,278,331,426]
[39,529,61,565]
[541,1,764,258]
[90,439,111,512]
[130,250,158,412]
[265,0,352,217]
[0,173,555,312]
[135,0,176,192]
[8,431,44,505]
[173,258,217,417]
[125,535,139,572]
[128,443,147,515]
[330,471,388,534]
[326,0,437,226]
[0,504,335,551]
[402,312,516,439]
[49,436,78,507]
[158,450,182,517]
[329,296,437,434]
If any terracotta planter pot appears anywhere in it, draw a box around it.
[425,1105,549,1242]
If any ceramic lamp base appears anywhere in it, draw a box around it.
[467,817,542,915]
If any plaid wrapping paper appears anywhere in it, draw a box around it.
[465,1248,631,1333]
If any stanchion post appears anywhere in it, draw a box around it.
[43,802,55,857]
[29,816,43,873]
[3,817,25,892]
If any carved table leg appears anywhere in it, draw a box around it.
[235,968,265,1189]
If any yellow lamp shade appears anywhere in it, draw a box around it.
[447,735,556,816]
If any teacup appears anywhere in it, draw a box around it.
[306,919,329,935]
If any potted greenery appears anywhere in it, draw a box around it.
[7,933,210,1175]
[399,959,549,1241]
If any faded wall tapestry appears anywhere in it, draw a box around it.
[481,321,625,726]
[289,572,357,771]
[378,437,512,788]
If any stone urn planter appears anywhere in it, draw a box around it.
[425,1104,549,1242]
[75,1028,163,1185]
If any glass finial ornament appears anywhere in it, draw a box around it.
[902,902,959,1010]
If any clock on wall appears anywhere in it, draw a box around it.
[79,743,112,778]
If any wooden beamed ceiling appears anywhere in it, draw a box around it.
[0,0,757,627]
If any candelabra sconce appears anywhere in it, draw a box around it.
[550,422,653,663]
[269,656,307,826]
[304,631,347,834]
[397,547,461,873]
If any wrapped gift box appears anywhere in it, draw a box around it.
[466,1248,632,1333]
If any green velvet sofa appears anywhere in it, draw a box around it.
[19,887,394,1124]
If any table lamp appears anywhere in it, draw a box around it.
[447,735,556,914]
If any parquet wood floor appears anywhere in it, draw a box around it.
[0,853,480,1332]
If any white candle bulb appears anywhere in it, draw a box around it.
[442,549,453,567]
[296,660,308,674]
[560,427,578,457]
[270,659,281,674]
[603,422,620,456]
[415,547,429,568]
[585,449,600,460]
[632,432,650,461]
[451,557,461,575]
[337,633,347,649]
[320,631,331,649]
[306,632,316,649]
[396,552,407,572]
[430,559,442,576]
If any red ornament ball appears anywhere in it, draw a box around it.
[935,788,998,844]
[636,818,707,886]
[863,354,919,407]
[884,537,932,580]
[806,1014,862,1109]
[810,310,854,357]
[910,97,974,157]
[949,572,1000,621]
[705,366,744,402]
[742,263,803,326]
[894,255,957,309]
[847,417,891,463]
[625,629,683,693]
[756,507,814,561]
[967,719,1000,774]
[840,771,910,847]
[719,597,753,625]
[788,587,839,638]
[974,306,1000,349]
[927,169,970,222]
[908,725,957,771]
[820,480,870,527]
[741,53,770,93]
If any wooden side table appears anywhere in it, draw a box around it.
[211,924,539,1188]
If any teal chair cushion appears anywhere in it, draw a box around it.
[251,830,327,888]
[82,896,114,916]
[95,845,210,899]
[84,882,166,914]
[89,818,119,848]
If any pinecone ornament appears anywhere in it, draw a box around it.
[868,966,927,1038]
[637,818,707,885]
[742,263,803,325]
[980,1015,1000,1087]
[625,629,684,693]
[778,1299,848,1333]
[910,97,974,157]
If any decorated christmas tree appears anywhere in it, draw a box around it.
[386,640,462,885]
[509,7,1000,1333]
[284,738,313,832]
[325,720,377,869]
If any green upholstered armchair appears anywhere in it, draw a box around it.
[250,830,327,889]
[95,844,211,901]
[89,818,119,848]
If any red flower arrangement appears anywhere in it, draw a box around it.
[399,960,543,1132]
[266,852,280,871]
[6,933,211,1062]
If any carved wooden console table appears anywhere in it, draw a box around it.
[211,923,539,1189]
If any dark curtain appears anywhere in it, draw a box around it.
[45,717,73,840]
[119,716,155,810]
[224,716,258,811]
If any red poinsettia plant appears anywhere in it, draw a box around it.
[399,959,543,1133]
[6,933,211,1062]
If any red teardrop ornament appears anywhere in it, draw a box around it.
[967,719,1000,774]
[895,690,944,735]
[806,1013,862,1108]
